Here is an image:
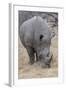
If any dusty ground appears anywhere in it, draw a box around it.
[18,25,58,79]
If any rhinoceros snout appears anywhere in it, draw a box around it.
[38,51,50,60]
[39,52,53,68]
[44,53,53,68]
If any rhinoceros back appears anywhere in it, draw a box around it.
[19,16,50,48]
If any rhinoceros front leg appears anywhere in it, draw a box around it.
[26,46,35,65]
[36,52,39,62]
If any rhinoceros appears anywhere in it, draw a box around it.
[19,16,55,68]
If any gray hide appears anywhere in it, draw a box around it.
[19,16,55,68]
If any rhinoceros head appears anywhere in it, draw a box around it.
[37,31,55,68]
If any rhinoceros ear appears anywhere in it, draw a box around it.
[51,31,55,39]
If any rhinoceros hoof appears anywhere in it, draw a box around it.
[29,60,34,65]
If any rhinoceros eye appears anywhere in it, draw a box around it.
[40,34,44,41]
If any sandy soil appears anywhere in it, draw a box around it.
[18,26,58,79]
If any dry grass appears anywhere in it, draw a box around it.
[18,26,58,79]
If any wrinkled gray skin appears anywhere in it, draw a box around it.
[19,16,55,68]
